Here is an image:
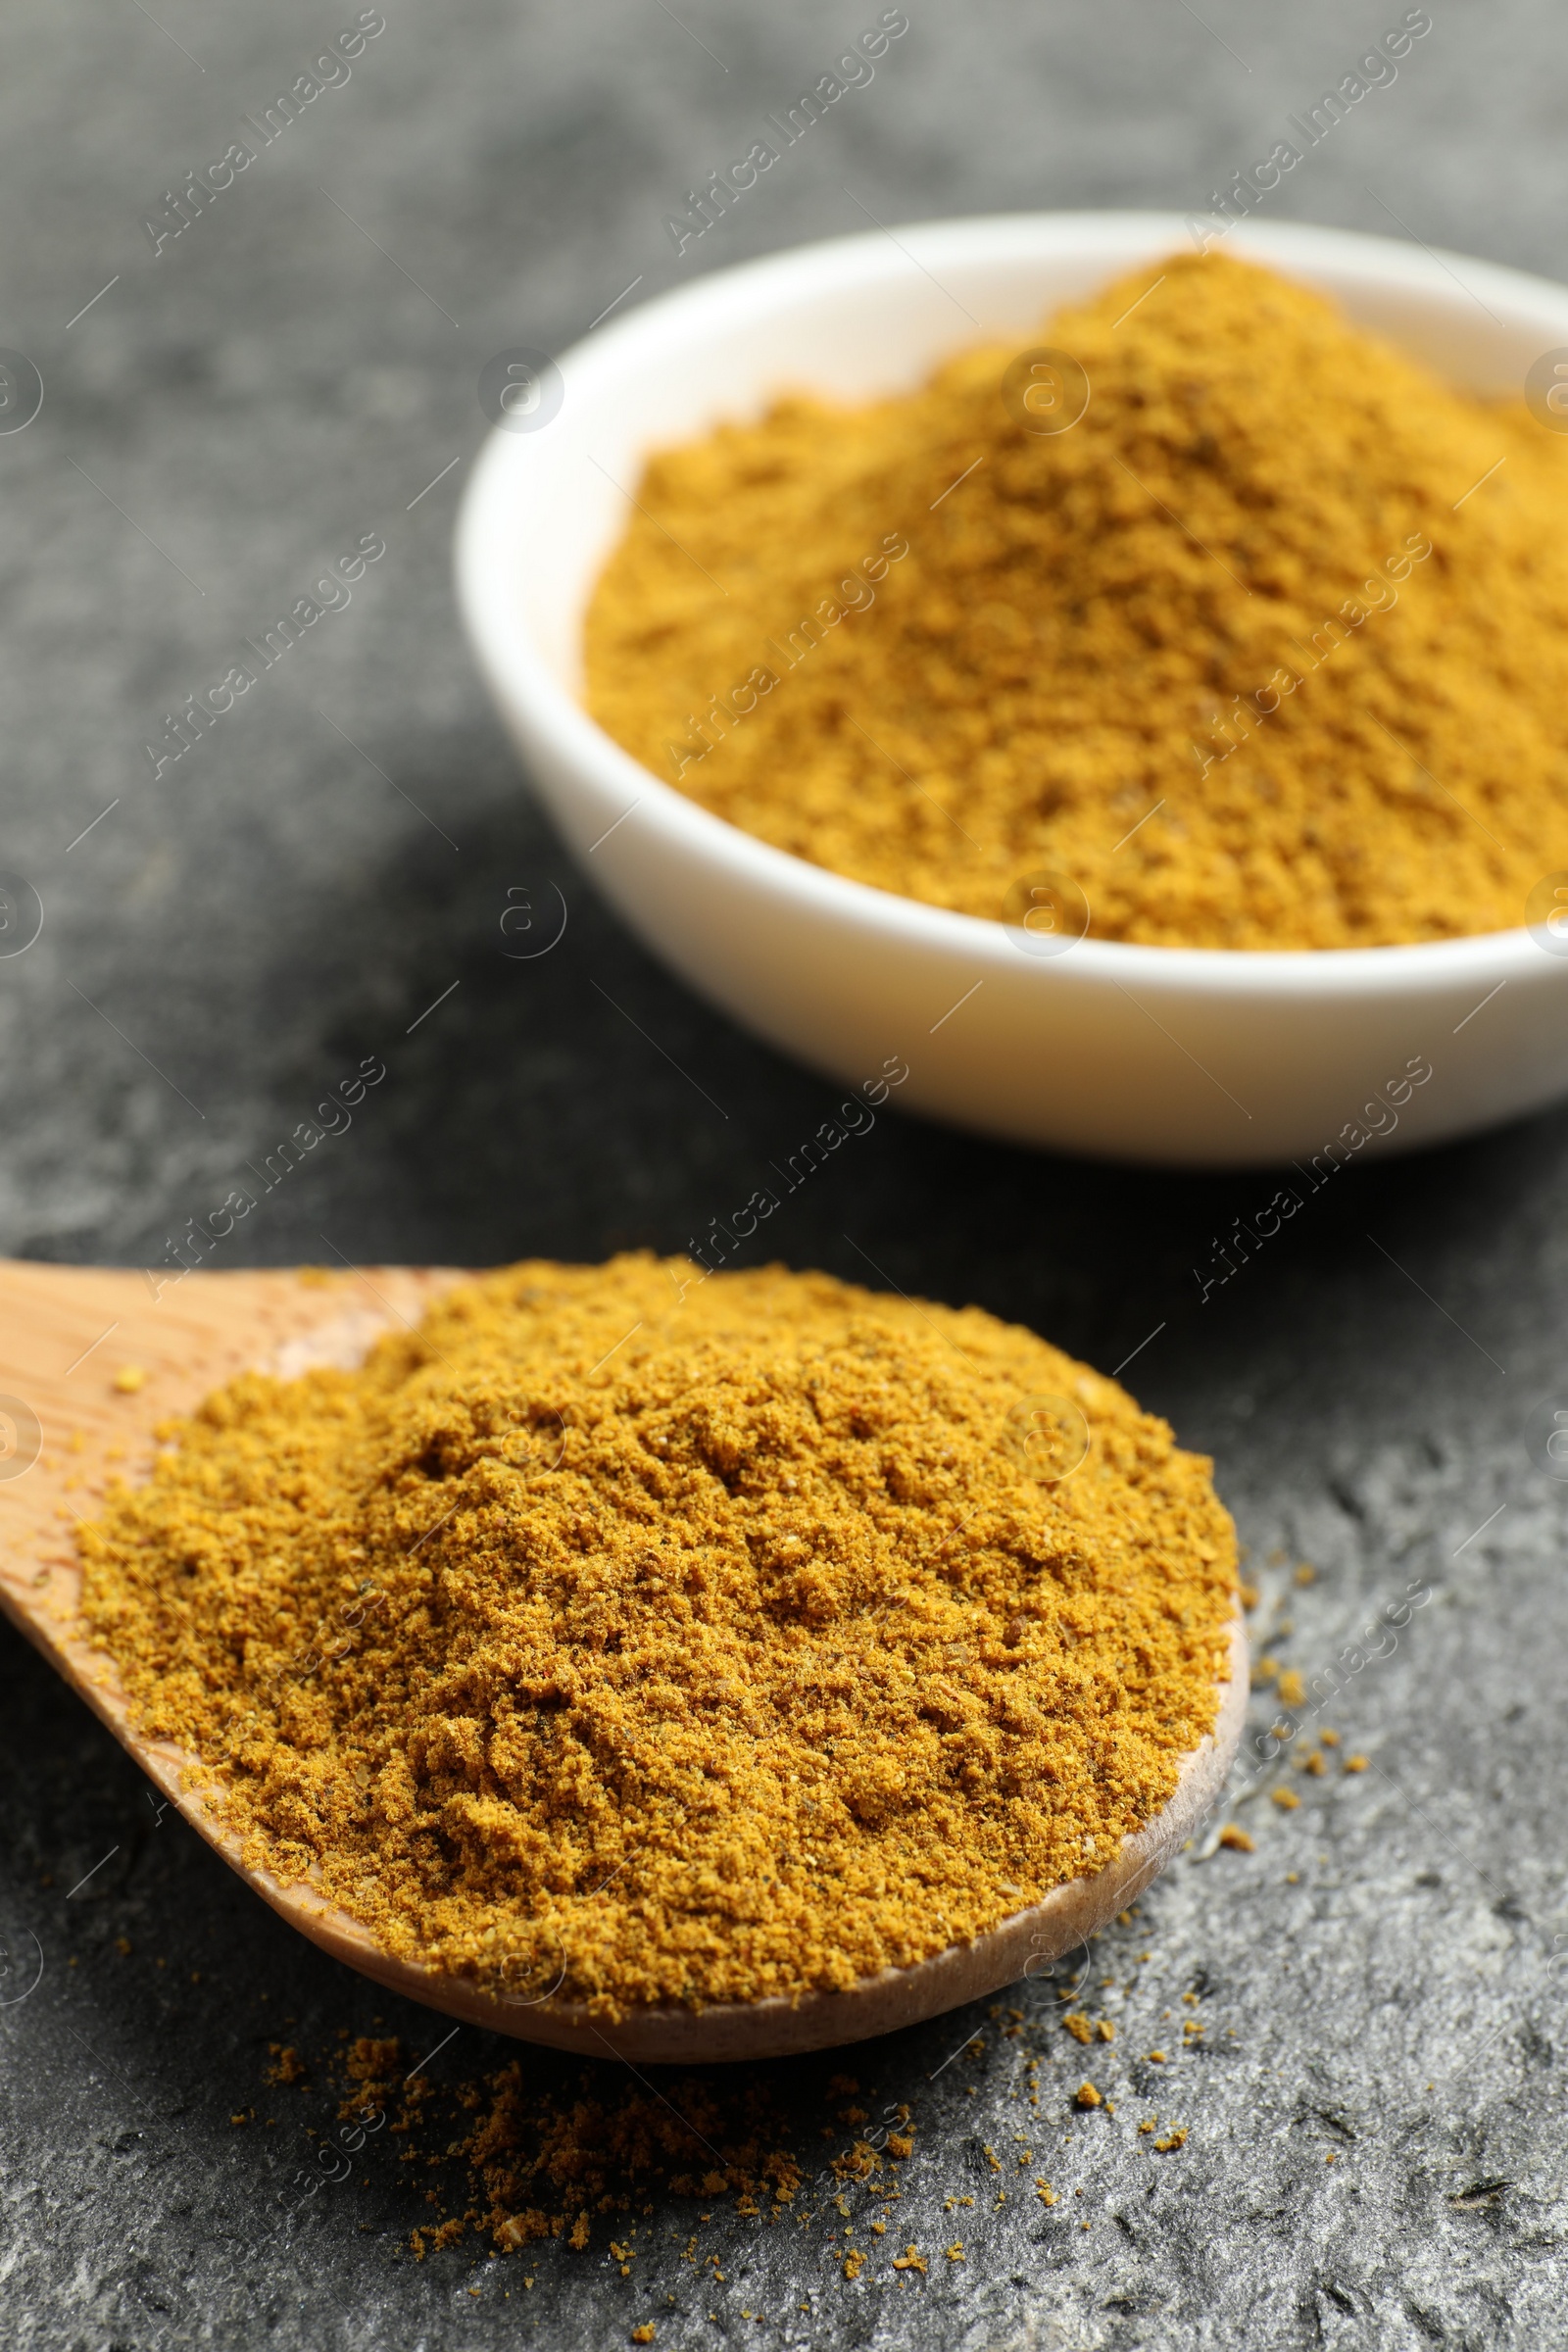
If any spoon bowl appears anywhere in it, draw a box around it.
[0,1258,1246,2060]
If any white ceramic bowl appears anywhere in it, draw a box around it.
[455,212,1568,1168]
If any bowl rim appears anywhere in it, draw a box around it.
[455,208,1568,1001]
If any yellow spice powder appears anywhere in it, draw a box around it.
[585,248,1568,950]
[327,2032,812,2252]
[78,1255,1235,2013]
[304,2034,922,2256]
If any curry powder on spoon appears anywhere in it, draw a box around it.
[78,1256,1235,2015]
[585,248,1568,950]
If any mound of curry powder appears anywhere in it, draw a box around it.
[585,248,1568,950]
[78,1256,1236,2014]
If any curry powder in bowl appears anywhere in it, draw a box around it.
[586,249,1568,952]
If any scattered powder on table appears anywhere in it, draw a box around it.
[360,2034,808,2254]
[280,2034,924,2256]
[584,249,1568,950]
[78,1254,1235,2013]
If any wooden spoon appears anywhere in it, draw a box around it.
[0,1257,1248,2064]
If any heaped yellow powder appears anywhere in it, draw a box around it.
[77,1255,1235,2015]
[584,248,1568,949]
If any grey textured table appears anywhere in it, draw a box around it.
[5,3,1568,2344]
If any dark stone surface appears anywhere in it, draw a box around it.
[4,2,1568,2343]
